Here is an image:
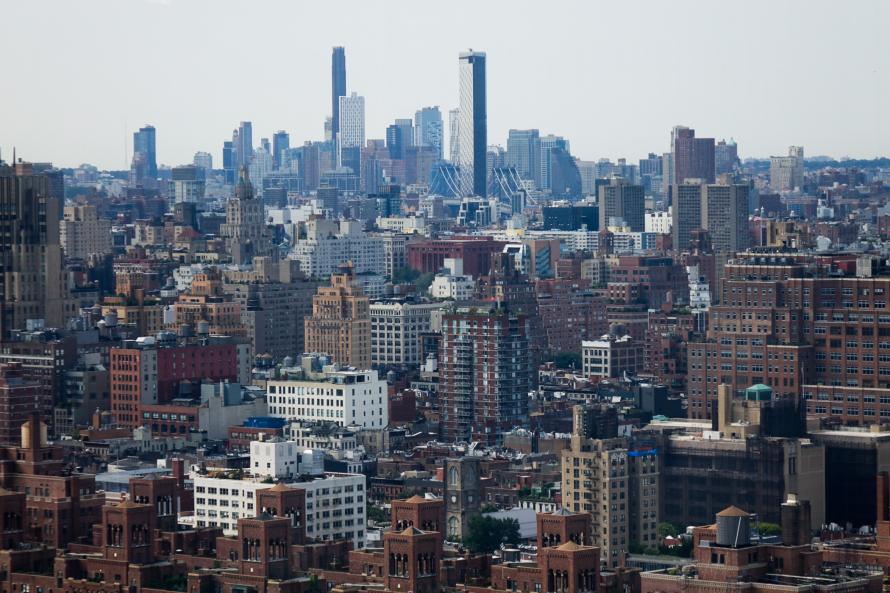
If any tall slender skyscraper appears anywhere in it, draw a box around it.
[331,46,347,141]
[131,125,157,187]
[231,122,254,172]
[537,134,568,191]
[222,141,235,184]
[457,50,487,196]
[0,162,69,336]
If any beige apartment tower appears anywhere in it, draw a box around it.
[561,405,659,567]
[60,204,113,259]
[303,263,371,368]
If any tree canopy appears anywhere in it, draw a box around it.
[463,515,521,554]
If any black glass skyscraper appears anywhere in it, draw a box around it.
[458,51,486,197]
[133,125,157,179]
[331,47,346,140]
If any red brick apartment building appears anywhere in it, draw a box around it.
[110,336,240,430]
[689,251,890,423]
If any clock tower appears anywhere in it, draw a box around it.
[444,457,481,540]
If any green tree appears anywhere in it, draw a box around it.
[552,352,582,369]
[463,515,521,554]
[415,272,436,293]
[757,522,782,536]
[657,522,681,537]
[367,502,389,524]
[392,267,421,284]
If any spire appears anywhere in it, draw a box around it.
[235,165,254,200]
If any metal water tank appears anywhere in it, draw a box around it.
[716,506,751,547]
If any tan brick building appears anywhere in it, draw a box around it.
[304,264,371,369]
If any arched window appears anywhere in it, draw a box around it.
[447,516,459,538]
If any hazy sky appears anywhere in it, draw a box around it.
[3,0,889,170]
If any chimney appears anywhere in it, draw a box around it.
[780,494,811,546]
[172,458,185,489]
[878,472,890,523]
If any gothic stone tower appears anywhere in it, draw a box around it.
[444,457,480,541]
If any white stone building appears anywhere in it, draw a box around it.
[644,211,672,235]
[292,218,385,278]
[370,299,445,366]
[267,367,388,429]
[190,471,367,545]
[581,335,644,379]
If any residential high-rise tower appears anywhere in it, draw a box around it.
[272,130,290,170]
[440,304,530,445]
[506,129,540,184]
[132,125,157,181]
[457,51,487,196]
[598,177,645,231]
[448,108,461,164]
[338,92,365,171]
[769,146,805,191]
[671,126,715,184]
[331,46,346,141]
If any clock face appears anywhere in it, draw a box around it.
[451,495,457,503]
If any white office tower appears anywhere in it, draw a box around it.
[338,92,365,165]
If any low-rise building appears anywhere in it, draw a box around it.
[267,365,388,429]
[582,335,644,379]
[190,470,367,545]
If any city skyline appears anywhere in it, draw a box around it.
[1,0,889,169]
